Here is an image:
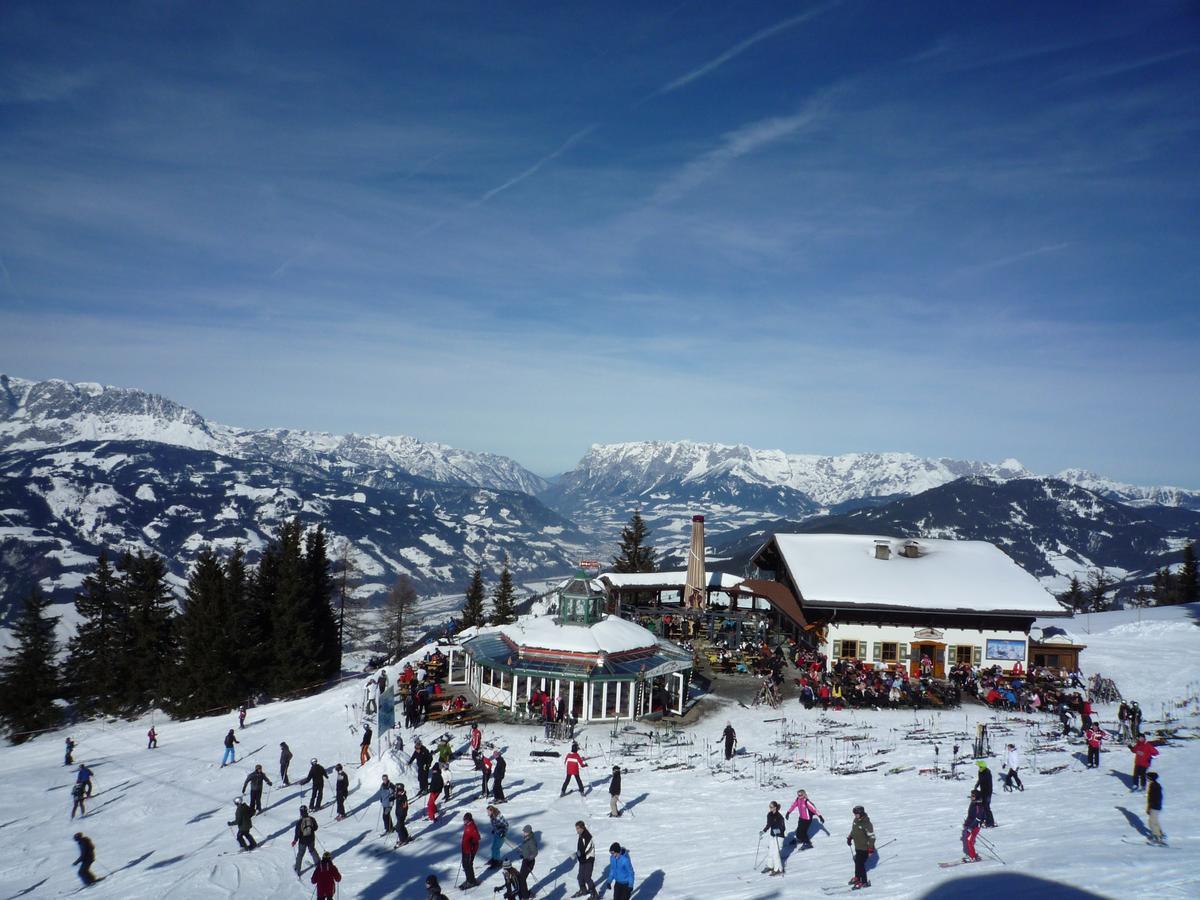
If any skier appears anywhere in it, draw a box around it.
[561,742,587,796]
[70,781,87,819]
[478,749,493,799]
[334,764,349,820]
[242,764,273,815]
[1130,733,1159,791]
[437,737,453,767]
[961,790,985,862]
[1147,772,1165,844]
[785,788,824,848]
[311,851,341,900]
[470,723,482,755]
[360,724,373,766]
[379,775,396,834]
[846,805,876,891]
[280,741,293,785]
[492,750,507,803]
[221,729,239,767]
[76,763,95,798]
[426,873,450,899]
[1084,722,1108,769]
[721,722,737,760]
[1130,701,1143,736]
[973,760,996,826]
[461,812,481,888]
[427,764,443,821]
[608,843,635,900]
[487,805,508,868]
[441,757,453,802]
[1117,701,1132,742]
[574,820,597,899]
[518,825,538,898]
[394,784,412,845]
[238,705,248,729]
[760,800,786,876]
[147,726,157,749]
[410,739,432,795]
[301,758,328,810]
[609,765,622,817]
[291,805,320,876]
[228,798,257,850]
[499,862,522,900]
[72,832,97,886]
[65,737,75,766]
[1002,743,1024,792]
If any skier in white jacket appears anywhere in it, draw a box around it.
[1002,743,1024,792]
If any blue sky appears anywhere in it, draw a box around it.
[1,1,1197,485]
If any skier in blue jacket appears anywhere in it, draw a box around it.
[608,843,635,900]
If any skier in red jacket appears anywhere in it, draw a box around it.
[310,852,341,900]
[561,743,587,796]
[461,813,482,888]
[1130,734,1159,790]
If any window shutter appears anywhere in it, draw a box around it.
[973,647,982,665]
[872,642,882,662]
[899,643,910,662]
[832,641,841,660]
[947,645,956,666]
[858,641,867,659]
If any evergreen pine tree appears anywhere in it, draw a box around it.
[303,526,339,677]
[1180,541,1198,605]
[1057,574,1086,613]
[460,568,487,628]
[270,518,320,695]
[1085,568,1115,613]
[0,586,62,743]
[118,550,177,711]
[611,510,657,573]
[170,549,239,716]
[1152,566,1177,606]
[238,543,275,693]
[66,551,125,714]
[490,556,517,625]
[384,575,418,660]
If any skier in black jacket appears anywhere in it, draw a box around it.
[972,761,995,827]
[280,742,293,785]
[221,729,239,767]
[301,759,328,810]
[1147,772,1165,844]
[491,751,507,803]
[394,784,411,845]
[574,820,598,899]
[609,766,622,817]
[334,764,350,820]
[72,832,97,886]
[410,740,432,795]
[242,764,273,815]
[228,798,257,850]
[760,801,786,876]
[721,723,737,760]
[292,805,320,875]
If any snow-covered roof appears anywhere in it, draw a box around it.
[499,614,657,655]
[1031,625,1085,646]
[599,570,743,590]
[761,534,1063,616]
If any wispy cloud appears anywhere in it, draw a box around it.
[657,2,838,95]
[959,242,1073,276]
[475,124,597,205]
[1058,47,1199,84]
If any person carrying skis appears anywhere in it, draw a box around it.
[487,805,508,868]
[972,760,996,826]
[574,820,598,899]
[608,843,635,900]
[311,851,341,900]
[301,759,328,810]
[360,724,373,766]
[961,790,985,862]
[221,729,239,767]
[335,764,350,820]
[1130,733,1159,790]
[70,781,87,819]
[1002,743,1024,792]
[492,750,507,802]
[608,765,622,817]
[461,812,482,888]
[721,722,737,760]
[379,775,396,834]
[410,739,432,795]
[846,805,876,891]
[228,798,257,850]
[242,764,273,815]
[426,764,443,821]
[1147,772,1165,844]
[517,825,538,898]
[1084,722,1108,769]
[65,737,75,766]
[761,800,786,876]
[785,788,824,848]
[426,874,450,900]
[147,726,157,749]
[76,763,95,798]
[72,832,97,886]
[394,784,412,845]
[292,805,320,875]
[280,741,293,785]
[561,742,587,796]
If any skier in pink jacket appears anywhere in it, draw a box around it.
[785,789,824,848]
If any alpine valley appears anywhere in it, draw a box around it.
[1,374,1197,623]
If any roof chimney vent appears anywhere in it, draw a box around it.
[903,540,920,559]
[874,540,891,560]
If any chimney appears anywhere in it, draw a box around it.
[874,540,891,560]
[685,515,706,608]
[903,540,920,559]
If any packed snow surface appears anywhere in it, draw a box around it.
[3,605,1198,898]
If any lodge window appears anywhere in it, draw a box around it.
[835,639,863,659]
[955,646,974,665]
[880,642,898,663]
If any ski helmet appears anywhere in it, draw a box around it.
[853,805,865,815]
[300,805,308,814]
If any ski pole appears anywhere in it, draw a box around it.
[753,832,764,870]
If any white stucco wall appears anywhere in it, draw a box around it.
[823,621,1030,670]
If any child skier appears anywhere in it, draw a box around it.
[961,790,985,862]
[846,805,876,890]
[1147,772,1165,844]
[311,852,341,900]
[228,798,257,850]
[760,800,786,876]
[785,788,824,848]
[561,743,587,796]
[1130,734,1159,790]
[1084,723,1107,768]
